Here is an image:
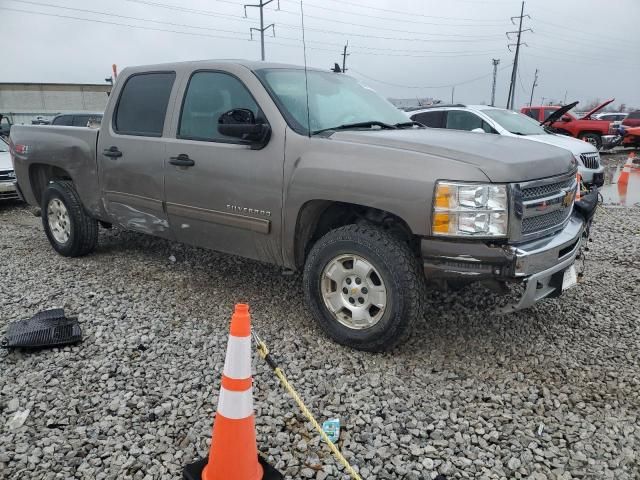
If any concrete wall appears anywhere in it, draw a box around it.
[0,83,110,124]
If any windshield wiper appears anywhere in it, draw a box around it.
[395,121,424,128]
[312,121,397,135]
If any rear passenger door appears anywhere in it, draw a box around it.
[97,71,179,238]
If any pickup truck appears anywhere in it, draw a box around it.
[10,60,587,351]
[521,100,614,149]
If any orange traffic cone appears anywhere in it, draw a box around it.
[618,156,633,186]
[183,304,283,480]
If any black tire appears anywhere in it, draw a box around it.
[581,133,602,150]
[41,180,98,257]
[303,224,425,352]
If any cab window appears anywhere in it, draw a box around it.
[114,72,176,136]
[411,111,446,128]
[445,110,495,133]
[178,71,261,142]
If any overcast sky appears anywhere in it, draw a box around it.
[2,0,639,109]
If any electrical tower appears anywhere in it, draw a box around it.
[506,1,532,110]
[490,59,500,106]
[244,0,279,61]
[528,68,539,107]
[341,41,349,73]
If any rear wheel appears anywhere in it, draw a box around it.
[581,133,602,150]
[42,180,98,257]
[303,224,425,352]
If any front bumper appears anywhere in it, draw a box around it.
[579,165,605,186]
[0,181,19,200]
[421,214,585,311]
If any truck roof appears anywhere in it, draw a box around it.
[119,59,323,74]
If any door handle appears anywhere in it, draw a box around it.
[103,146,122,158]
[169,154,195,167]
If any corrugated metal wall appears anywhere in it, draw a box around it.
[0,83,110,125]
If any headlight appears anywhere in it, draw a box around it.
[432,182,508,237]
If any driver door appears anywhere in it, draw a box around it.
[164,69,284,263]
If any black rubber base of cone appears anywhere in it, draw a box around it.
[183,455,283,480]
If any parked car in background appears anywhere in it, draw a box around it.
[410,104,604,186]
[521,100,614,149]
[621,110,640,128]
[0,136,19,200]
[10,60,588,351]
[51,112,103,127]
[31,116,51,125]
[594,112,628,123]
[0,114,13,138]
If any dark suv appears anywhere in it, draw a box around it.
[51,113,103,127]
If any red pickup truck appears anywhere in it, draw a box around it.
[521,99,614,149]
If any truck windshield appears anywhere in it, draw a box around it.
[256,68,409,135]
[482,109,547,136]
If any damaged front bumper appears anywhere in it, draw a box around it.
[421,214,585,312]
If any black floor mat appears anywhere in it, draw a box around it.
[2,309,82,349]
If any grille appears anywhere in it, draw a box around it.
[521,177,574,201]
[522,209,569,234]
[580,153,600,169]
[0,170,16,182]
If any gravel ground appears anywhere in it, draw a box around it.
[1,200,638,480]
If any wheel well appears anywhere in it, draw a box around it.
[29,164,72,206]
[294,200,417,269]
[577,131,601,139]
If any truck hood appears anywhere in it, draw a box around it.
[520,133,598,156]
[542,101,579,124]
[330,128,577,182]
[581,98,615,119]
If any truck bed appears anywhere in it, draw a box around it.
[10,125,103,215]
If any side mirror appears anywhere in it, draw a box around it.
[218,108,270,149]
[561,115,572,122]
[471,127,486,133]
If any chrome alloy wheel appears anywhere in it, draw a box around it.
[47,198,71,244]
[321,254,387,329]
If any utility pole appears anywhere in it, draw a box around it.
[528,68,538,107]
[506,1,532,110]
[541,96,545,106]
[341,41,349,73]
[451,86,455,103]
[563,90,568,104]
[490,58,500,106]
[244,0,279,61]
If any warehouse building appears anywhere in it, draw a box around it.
[0,82,110,125]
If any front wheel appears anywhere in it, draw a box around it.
[42,180,98,257]
[303,224,425,352]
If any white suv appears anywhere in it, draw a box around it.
[410,104,605,186]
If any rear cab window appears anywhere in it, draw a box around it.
[114,72,176,136]
[411,111,446,128]
[523,108,539,120]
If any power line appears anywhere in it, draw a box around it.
[0,7,508,60]
[505,1,532,110]
[125,0,508,41]
[282,0,510,24]
[4,0,505,55]
[350,63,512,90]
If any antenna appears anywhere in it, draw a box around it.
[300,0,311,137]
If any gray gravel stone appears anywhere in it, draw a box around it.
[1,174,639,480]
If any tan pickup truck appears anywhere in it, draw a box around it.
[9,60,587,351]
